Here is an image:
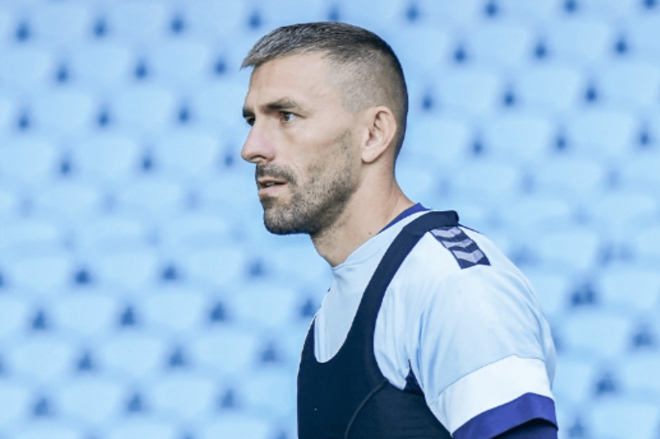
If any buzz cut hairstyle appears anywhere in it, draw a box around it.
[242,21,409,158]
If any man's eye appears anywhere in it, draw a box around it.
[281,112,296,123]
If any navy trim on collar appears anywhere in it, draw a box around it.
[379,203,429,234]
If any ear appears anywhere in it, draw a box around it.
[360,106,397,164]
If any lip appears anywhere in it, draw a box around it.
[258,181,288,197]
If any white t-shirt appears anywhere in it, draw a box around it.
[313,208,557,438]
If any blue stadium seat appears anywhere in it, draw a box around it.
[194,170,262,223]
[463,21,533,68]
[619,351,660,400]
[188,325,262,375]
[75,214,148,254]
[105,416,178,439]
[415,0,482,27]
[71,132,142,185]
[596,264,660,313]
[446,158,522,204]
[628,13,660,58]
[579,0,638,17]
[0,294,31,340]
[597,58,660,108]
[0,217,64,255]
[388,161,441,212]
[31,179,103,223]
[113,175,186,220]
[532,155,607,201]
[497,0,562,19]
[0,379,32,430]
[51,288,122,338]
[0,136,59,187]
[3,248,74,296]
[0,182,20,219]
[632,223,660,263]
[0,93,16,134]
[189,77,249,134]
[30,89,95,136]
[535,226,603,274]
[584,397,660,439]
[481,112,554,162]
[182,0,251,40]
[146,370,219,421]
[521,267,573,318]
[56,374,126,425]
[102,0,169,43]
[258,0,329,28]
[110,85,177,134]
[500,195,574,236]
[436,67,502,115]
[141,285,208,334]
[543,17,613,65]
[6,333,78,383]
[400,114,471,165]
[148,37,213,86]
[0,5,11,43]
[97,329,169,380]
[198,413,274,439]
[157,211,232,252]
[267,242,332,286]
[333,0,407,30]
[177,244,248,288]
[12,420,84,439]
[231,280,302,330]
[30,1,92,46]
[619,150,660,193]
[561,308,635,359]
[92,244,161,291]
[552,353,599,405]
[152,129,222,180]
[240,367,296,418]
[0,46,55,92]
[68,41,133,89]
[514,62,584,113]
[565,108,638,158]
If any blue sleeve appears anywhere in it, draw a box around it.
[493,419,558,439]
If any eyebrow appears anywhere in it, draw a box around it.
[242,98,303,119]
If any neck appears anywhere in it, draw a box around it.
[310,177,414,267]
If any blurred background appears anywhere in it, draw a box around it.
[0,0,659,438]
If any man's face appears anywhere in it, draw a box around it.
[241,53,359,236]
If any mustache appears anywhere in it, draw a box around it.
[255,163,298,185]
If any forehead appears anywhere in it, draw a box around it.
[245,52,344,108]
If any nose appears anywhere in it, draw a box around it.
[241,124,274,165]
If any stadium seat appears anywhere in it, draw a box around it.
[177,244,248,288]
[561,308,635,359]
[0,217,64,255]
[534,226,603,273]
[521,267,573,318]
[56,374,126,425]
[0,294,31,340]
[497,0,562,19]
[30,179,103,223]
[499,195,574,238]
[110,85,177,134]
[157,210,233,252]
[68,41,133,89]
[141,284,208,334]
[30,89,96,136]
[258,0,329,28]
[0,182,20,219]
[462,21,533,69]
[0,93,15,134]
[105,416,178,439]
[414,0,482,27]
[97,329,169,379]
[240,366,297,418]
[619,351,660,400]
[0,379,32,430]
[627,13,660,58]
[188,325,263,375]
[6,333,78,383]
[181,0,251,40]
[3,248,74,296]
[51,288,122,338]
[0,46,55,93]
[579,0,638,17]
[564,107,638,158]
[152,129,222,180]
[632,223,660,263]
[597,58,660,108]
[148,37,213,86]
[188,77,249,134]
[481,112,554,163]
[584,397,660,439]
[332,0,407,30]
[552,353,599,405]
[446,158,522,205]
[198,412,275,439]
[436,67,502,116]
[542,17,613,65]
[0,5,11,42]
[266,243,331,286]
[91,244,162,291]
[0,136,59,187]
[392,161,442,210]
[101,0,169,43]
[74,214,148,254]
[531,155,607,201]
[146,370,219,421]
[387,26,452,76]
[12,420,84,439]
[595,264,660,313]
[400,114,471,166]
[71,132,142,185]
[29,1,92,46]
[230,280,303,330]
[618,150,660,193]
[113,174,187,220]
[514,62,584,113]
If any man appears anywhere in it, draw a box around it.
[240,22,558,439]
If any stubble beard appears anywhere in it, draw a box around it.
[258,132,355,236]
